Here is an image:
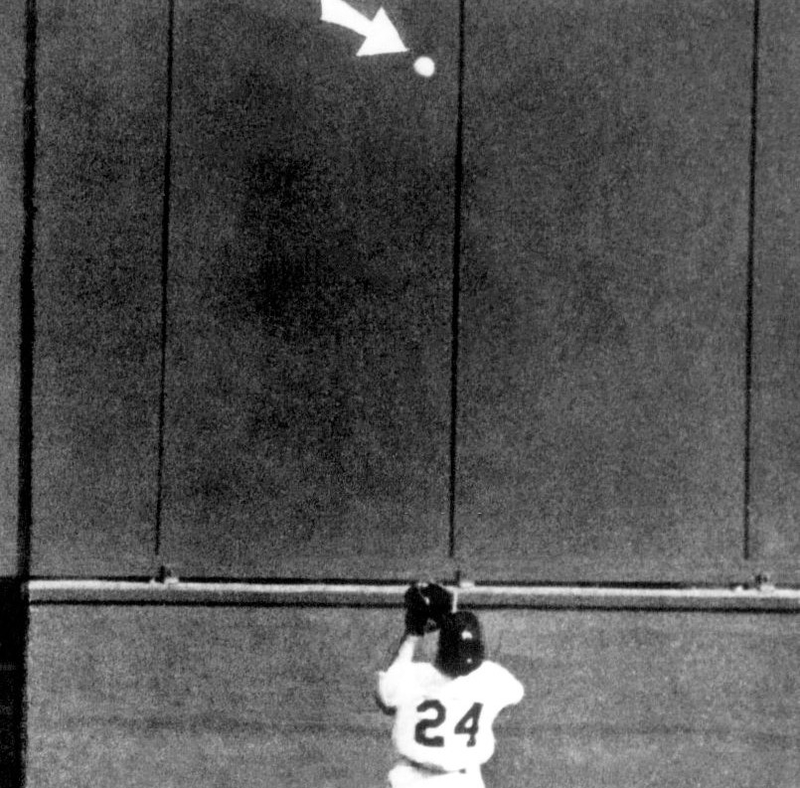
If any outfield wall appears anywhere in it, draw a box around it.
[25,597,800,788]
[8,0,800,585]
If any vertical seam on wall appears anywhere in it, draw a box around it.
[155,0,176,565]
[17,1,38,781]
[19,0,37,582]
[449,0,466,561]
[744,0,761,562]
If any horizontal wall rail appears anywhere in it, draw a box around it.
[26,579,800,612]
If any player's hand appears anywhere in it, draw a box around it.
[404,582,453,635]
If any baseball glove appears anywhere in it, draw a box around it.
[404,582,453,636]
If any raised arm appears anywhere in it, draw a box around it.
[376,582,450,712]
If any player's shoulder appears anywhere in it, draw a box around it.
[472,659,511,678]
[468,660,524,702]
[413,661,446,683]
[378,659,446,711]
[383,658,440,683]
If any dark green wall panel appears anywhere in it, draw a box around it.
[32,0,167,575]
[456,0,754,582]
[750,1,800,576]
[17,0,799,585]
[0,2,24,577]
[162,0,457,578]
[26,605,800,787]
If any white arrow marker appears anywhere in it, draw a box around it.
[321,0,408,57]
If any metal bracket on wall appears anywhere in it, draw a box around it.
[154,564,181,585]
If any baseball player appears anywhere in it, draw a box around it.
[376,583,524,788]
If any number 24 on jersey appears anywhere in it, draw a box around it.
[414,700,483,748]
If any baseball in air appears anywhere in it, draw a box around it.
[414,56,435,77]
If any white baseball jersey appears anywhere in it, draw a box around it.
[377,659,524,774]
